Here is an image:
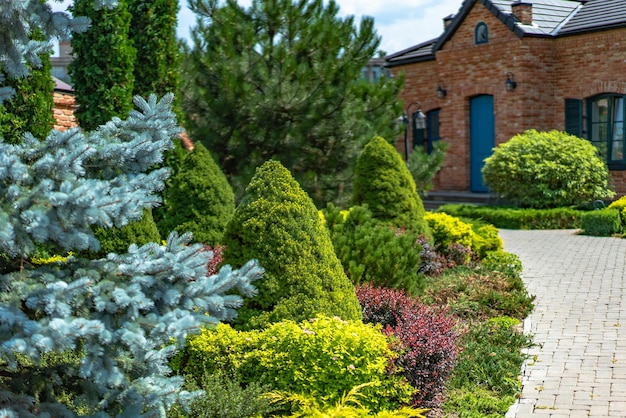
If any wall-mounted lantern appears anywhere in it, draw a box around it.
[436,81,447,98]
[403,101,426,161]
[505,72,517,91]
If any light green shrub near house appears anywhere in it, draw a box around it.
[482,129,614,208]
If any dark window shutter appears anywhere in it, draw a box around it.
[564,98,583,137]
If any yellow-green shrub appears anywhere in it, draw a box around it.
[608,196,626,225]
[424,212,474,250]
[424,213,502,259]
[471,224,503,259]
[175,315,414,413]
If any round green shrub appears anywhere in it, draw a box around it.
[482,129,614,208]
[176,316,414,412]
[221,160,362,329]
[324,203,425,295]
[353,136,431,238]
[158,142,235,246]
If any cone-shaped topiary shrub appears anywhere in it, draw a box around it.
[222,160,362,329]
[482,129,614,208]
[353,136,431,238]
[90,208,161,257]
[158,142,235,246]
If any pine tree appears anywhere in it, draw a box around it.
[353,136,431,238]
[68,0,136,130]
[0,2,262,416]
[158,142,235,246]
[183,0,404,206]
[222,160,362,330]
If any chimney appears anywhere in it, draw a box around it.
[443,14,454,30]
[511,1,533,25]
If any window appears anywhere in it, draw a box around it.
[588,94,625,167]
[475,22,488,44]
[426,109,440,154]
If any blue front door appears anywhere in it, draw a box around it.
[469,95,495,192]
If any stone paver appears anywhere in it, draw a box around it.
[501,229,626,418]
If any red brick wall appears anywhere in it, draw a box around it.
[52,91,78,131]
[52,91,195,151]
[392,1,626,195]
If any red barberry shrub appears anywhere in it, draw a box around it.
[203,244,224,276]
[356,284,461,408]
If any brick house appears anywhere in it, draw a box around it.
[386,0,626,195]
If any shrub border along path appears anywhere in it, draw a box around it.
[500,229,626,418]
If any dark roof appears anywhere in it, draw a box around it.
[386,0,626,67]
[385,38,438,66]
[559,0,626,35]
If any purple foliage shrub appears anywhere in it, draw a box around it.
[356,285,462,407]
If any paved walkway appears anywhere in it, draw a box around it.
[500,229,626,418]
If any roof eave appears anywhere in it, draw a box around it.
[385,54,436,68]
[557,23,626,38]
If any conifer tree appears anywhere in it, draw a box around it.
[353,136,431,238]
[127,0,182,117]
[222,160,362,330]
[158,142,235,246]
[0,2,262,416]
[68,0,136,130]
[183,0,403,205]
[0,48,54,144]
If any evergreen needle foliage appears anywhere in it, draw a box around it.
[158,142,235,246]
[222,160,362,329]
[0,3,262,416]
[407,140,448,193]
[127,0,182,120]
[0,40,54,144]
[183,0,403,205]
[353,136,431,238]
[69,0,136,131]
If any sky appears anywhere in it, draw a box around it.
[48,0,463,55]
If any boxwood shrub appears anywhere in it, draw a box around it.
[580,209,622,236]
[436,204,585,230]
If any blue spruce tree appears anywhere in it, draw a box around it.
[0,1,263,416]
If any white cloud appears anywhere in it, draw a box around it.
[48,0,463,55]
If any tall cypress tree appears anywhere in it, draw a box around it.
[0,29,54,144]
[68,0,135,130]
[127,0,181,107]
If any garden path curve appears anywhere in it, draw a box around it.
[500,229,626,418]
